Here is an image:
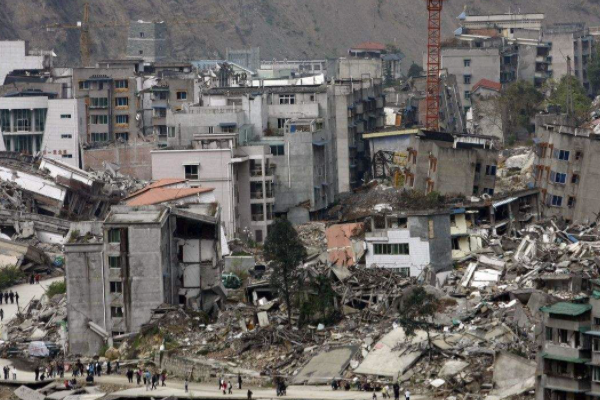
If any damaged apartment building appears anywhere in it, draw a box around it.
[65,204,225,355]
[150,59,385,241]
[536,292,600,400]
[365,129,499,197]
[533,114,600,224]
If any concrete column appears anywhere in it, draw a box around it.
[30,109,35,133]
[9,110,14,133]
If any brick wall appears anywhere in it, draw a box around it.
[83,142,154,180]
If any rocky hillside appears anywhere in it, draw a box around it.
[1,0,600,66]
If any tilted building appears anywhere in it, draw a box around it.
[65,204,225,355]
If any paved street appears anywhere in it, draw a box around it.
[93,374,426,400]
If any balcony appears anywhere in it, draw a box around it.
[543,375,590,393]
[251,191,264,200]
[268,102,319,119]
[251,214,264,222]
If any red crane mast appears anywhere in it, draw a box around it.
[425,0,445,131]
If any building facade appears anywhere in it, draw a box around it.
[126,21,167,63]
[533,114,600,224]
[65,204,224,355]
[0,96,84,167]
[364,211,453,277]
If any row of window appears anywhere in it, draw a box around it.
[474,163,497,176]
[90,115,129,125]
[546,194,576,208]
[79,80,129,90]
[91,132,129,142]
[373,243,410,255]
[90,97,130,108]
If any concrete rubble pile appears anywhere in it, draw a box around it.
[0,293,67,357]
[495,146,535,196]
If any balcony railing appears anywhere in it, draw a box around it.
[251,214,264,222]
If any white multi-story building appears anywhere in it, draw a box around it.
[0,96,85,167]
[0,41,54,85]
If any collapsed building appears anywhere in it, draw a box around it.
[65,204,226,355]
[366,129,499,197]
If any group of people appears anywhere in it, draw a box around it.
[330,379,409,400]
[2,365,17,380]
[29,274,41,285]
[274,377,287,396]
[137,369,167,391]
[34,362,65,381]
[219,374,250,397]
[0,290,19,306]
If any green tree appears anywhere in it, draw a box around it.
[486,81,543,141]
[407,63,423,78]
[548,75,592,122]
[397,286,439,355]
[588,46,600,95]
[263,219,307,325]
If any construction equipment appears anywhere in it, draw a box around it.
[44,2,223,67]
[424,0,446,132]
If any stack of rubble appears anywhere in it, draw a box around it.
[0,293,67,358]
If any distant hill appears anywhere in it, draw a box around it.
[1,0,600,67]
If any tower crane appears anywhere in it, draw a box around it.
[424,0,445,131]
[44,2,223,67]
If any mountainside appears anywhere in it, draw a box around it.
[1,0,600,67]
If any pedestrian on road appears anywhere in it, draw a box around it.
[15,292,18,305]
[106,361,111,375]
[238,373,242,389]
[29,274,34,285]
[34,366,39,381]
[126,369,133,383]
[222,380,227,395]
[393,383,400,400]
[0,290,3,304]
[3,292,8,304]
[228,380,233,394]
[12,366,17,380]
[218,376,223,389]
[373,394,377,400]
[405,389,410,400]
[35,274,40,284]
[9,291,14,304]
[184,378,189,393]
[144,370,151,391]
[3,366,8,379]
[136,369,141,385]
[0,309,4,321]
[96,362,102,377]
[382,386,389,399]
[161,371,166,386]
[247,389,253,400]
[116,360,120,374]
[151,373,158,390]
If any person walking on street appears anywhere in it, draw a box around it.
[126,369,133,383]
[3,292,8,304]
[106,361,111,375]
[151,373,158,390]
[247,389,253,400]
[405,389,410,400]
[393,383,400,400]
[0,290,3,305]
[218,377,223,389]
[3,366,8,380]
[161,371,166,386]
[222,380,227,395]
[0,309,4,322]
[144,370,151,391]
[15,292,18,305]
[116,360,120,374]
[35,274,40,284]
[228,380,233,394]
[238,373,242,389]
[184,378,189,393]
[12,366,17,380]
[136,369,141,385]
[9,291,14,304]
[34,366,39,381]
[30,274,34,285]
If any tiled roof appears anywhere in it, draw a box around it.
[472,79,502,93]
[540,302,592,316]
[351,41,386,51]
[126,178,187,200]
[125,187,214,206]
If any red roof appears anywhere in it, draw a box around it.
[126,178,187,200]
[351,41,386,52]
[472,79,502,93]
[125,187,215,206]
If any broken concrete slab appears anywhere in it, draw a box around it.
[292,345,359,384]
[488,351,536,399]
[438,360,469,378]
[354,328,427,379]
[14,386,45,400]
